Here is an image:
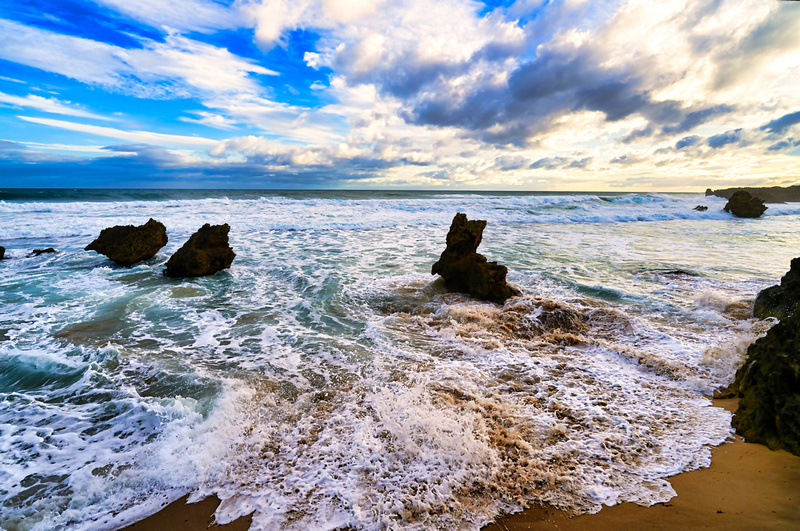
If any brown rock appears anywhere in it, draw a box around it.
[164,223,235,277]
[722,191,767,218]
[754,258,800,320]
[431,213,520,303]
[732,301,800,456]
[85,218,168,266]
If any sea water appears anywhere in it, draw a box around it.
[0,190,797,530]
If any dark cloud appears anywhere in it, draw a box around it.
[0,143,406,188]
[0,140,28,150]
[676,135,702,150]
[767,138,800,152]
[707,128,743,148]
[760,111,800,136]
[494,155,530,171]
[530,155,591,170]
[662,105,736,135]
[530,156,568,170]
[610,154,641,165]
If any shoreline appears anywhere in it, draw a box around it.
[120,399,800,531]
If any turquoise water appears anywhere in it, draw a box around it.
[0,190,797,530]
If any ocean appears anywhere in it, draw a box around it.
[0,189,797,531]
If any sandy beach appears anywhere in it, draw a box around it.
[121,399,800,530]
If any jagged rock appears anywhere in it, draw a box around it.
[732,301,800,456]
[754,258,800,320]
[0,246,5,260]
[723,190,767,218]
[693,205,708,212]
[29,248,56,257]
[85,218,168,266]
[705,188,714,196]
[164,223,235,277]
[431,213,520,303]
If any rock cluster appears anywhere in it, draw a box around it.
[722,191,767,218]
[85,218,168,266]
[164,223,236,277]
[431,213,520,303]
[732,301,800,456]
[754,258,800,321]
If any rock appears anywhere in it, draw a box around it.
[0,246,5,260]
[164,223,235,277]
[85,218,168,266]
[29,248,56,257]
[723,190,767,218]
[754,258,800,320]
[693,205,708,211]
[731,301,800,456]
[707,184,800,203]
[431,213,520,303]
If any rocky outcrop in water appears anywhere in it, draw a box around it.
[0,246,5,260]
[707,184,800,203]
[164,223,235,277]
[723,191,767,218]
[732,301,800,456]
[85,218,168,266]
[29,248,56,257]
[431,213,520,303]
[693,205,708,212]
[754,258,800,320]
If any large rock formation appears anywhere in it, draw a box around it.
[707,184,800,203]
[754,258,800,320]
[732,301,800,456]
[164,223,235,277]
[431,213,520,303]
[723,190,767,218]
[85,218,168,266]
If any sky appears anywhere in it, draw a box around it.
[0,0,799,190]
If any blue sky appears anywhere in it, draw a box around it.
[0,0,799,190]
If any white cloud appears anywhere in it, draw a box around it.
[0,92,112,121]
[93,0,240,33]
[18,116,219,148]
[0,19,276,98]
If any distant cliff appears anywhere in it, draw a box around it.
[705,184,800,203]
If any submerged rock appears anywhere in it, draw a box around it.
[732,301,800,456]
[754,258,800,320]
[29,248,56,257]
[723,191,767,218]
[692,205,708,212]
[85,218,168,266]
[431,213,520,303]
[164,223,235,277]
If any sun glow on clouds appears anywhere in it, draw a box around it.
[0,0,799,188]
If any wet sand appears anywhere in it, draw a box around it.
[122,399,800,531]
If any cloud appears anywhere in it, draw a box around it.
[760,110,800,136]
[93,0,240,33]
[18,116,219,148]
[0,19,275,99]
[0,91,112,120]
[707,128,743,149]
[675,135,701,150]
